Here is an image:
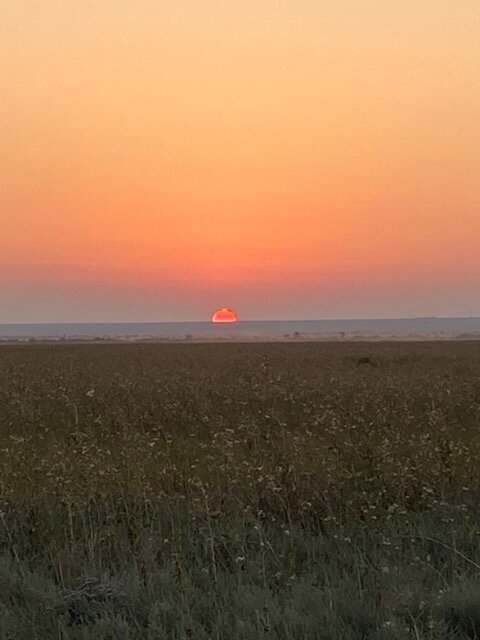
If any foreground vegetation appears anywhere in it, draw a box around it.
[1,341,480,638]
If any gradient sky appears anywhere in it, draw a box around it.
[2,1,479,322]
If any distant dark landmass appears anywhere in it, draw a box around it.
[1,317,480,341]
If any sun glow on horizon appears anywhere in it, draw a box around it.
[212,308,238,323]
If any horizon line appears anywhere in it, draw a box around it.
[1,315,480,327]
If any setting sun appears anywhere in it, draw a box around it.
[211,308,238,323]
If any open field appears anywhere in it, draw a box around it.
[1,342,480,638]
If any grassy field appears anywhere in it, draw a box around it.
[1,341,480,639]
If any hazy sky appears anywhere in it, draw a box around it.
[2,1,479,322]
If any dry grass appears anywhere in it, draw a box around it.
[1,342,480,638]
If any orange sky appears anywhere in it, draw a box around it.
[2,1,479,321]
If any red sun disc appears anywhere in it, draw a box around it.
[211,308,238,323]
